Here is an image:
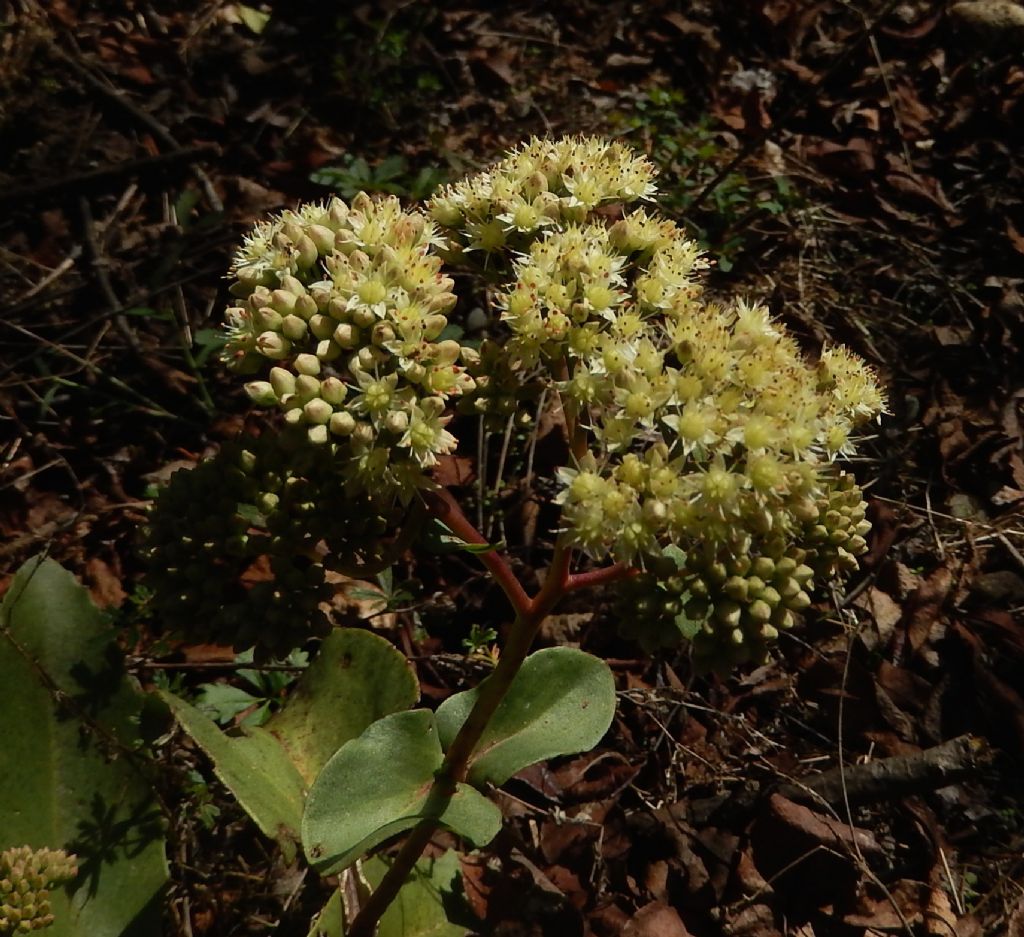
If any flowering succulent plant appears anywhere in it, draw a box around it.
[144,135,884,935]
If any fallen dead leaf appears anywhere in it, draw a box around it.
[623,901,693,937]
[85,555,126,609]
[903,565,954,654]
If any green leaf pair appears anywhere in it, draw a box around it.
[303,646,616,874]
[163,621,617,929]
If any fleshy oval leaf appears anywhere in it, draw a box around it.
[302,710,500,875]
[436,647,616,787]
[267,628,419,785]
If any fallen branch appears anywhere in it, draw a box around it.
[690,735,993,824]
[777,735,994,808]
[0,145,218,209]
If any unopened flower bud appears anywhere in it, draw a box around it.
[333,323,360,349]
[330,411,356,436]
[403,362,427,383]
[295,375,320,401]
[722,576,749,602]
[423,314,448,341]
[420,396,446,418]
[316,338,342,360]
[328,199,349,229]
[309,314,335,340]
[269,367,296,398]
[255,307,283,332]
[352,422,375,446]
[295,294,319,319]
[429,291,457,313]
[435,340,462,366]
[257,331,291,359]
[303,398,334,425]
[351,306,378,329]
[320,377,347,406]
[280,275,306,296]
[282,222,305,244]
[294,353,321,376]
[372,322,396,346]
[244,381,277,406]
[357,346,385,370]
[310,285,332,311]
[308,224,336,255]
[785,590,812,610]
[384,411,409,434]
[715,600,742,628]
[271,289,298,315]
[281,315,308,341]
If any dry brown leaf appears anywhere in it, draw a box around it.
[624,901,694,937]
[85,555,126,609]
[904,565,954,654]
[764,793,884,857]
[858,586,902,647]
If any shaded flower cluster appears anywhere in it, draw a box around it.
[142,432,405,657]
[0,847,77,934]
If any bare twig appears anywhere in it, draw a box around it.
[775,735,993,808]
[0,144,218,209]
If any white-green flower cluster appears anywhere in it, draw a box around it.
[223,193,473,499]
[429,136,657,257]
[212,134,885,665]
[616,469,872,670]
[553,289,884,566]
[1,847,77,934]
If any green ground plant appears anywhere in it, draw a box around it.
[311,155,449,202]
[616,88,801,270]
[142,135,884,935]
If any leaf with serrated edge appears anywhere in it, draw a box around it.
[436,647,616,788]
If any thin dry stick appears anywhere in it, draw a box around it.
[866,31,915,170]
[56,44,223,211]
[835,592,915,937]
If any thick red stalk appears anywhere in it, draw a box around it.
[347,495,628,936]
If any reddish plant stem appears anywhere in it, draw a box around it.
[348,489,632,936]
[347,507,573,937]
[440,538,573,781]
[421,488,532,615]
[566,562,633,593]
